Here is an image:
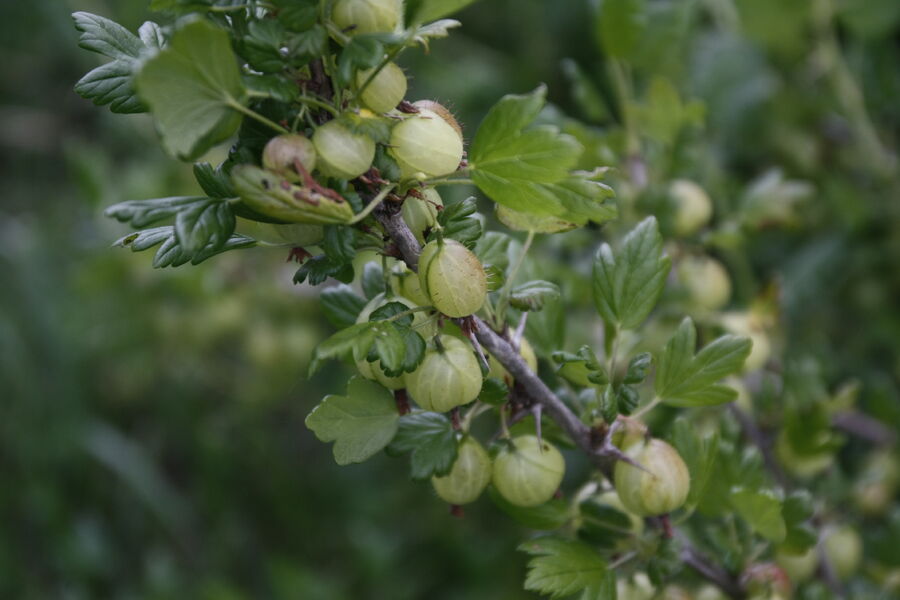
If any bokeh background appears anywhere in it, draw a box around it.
[1,0,898,598]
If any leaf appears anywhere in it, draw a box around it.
[509,280,561,312]
[193,163,236,198]
[113,225,254,268]
[592,216,671,330]
[654,318,752,407]
[489,487,570,530]
[175,198,235,254]
[730,487,786,542]
[305,377,400,466]
[623,352,652,384]
[323,225,357,265]
[431,197,482,248]
[309,322,377,375]
[294,255,355,286]
[336,35,383,85]
[320,284,366,329]
[580,572,616,600]
[671,418,719,506]
[474,231,513,272]
[479,378,509,406]
[518,537,608,599]
[407,0,478,24]
[386,412,458,481]
[781,491,817,553]
[135,19,246,160]
[470,86,582,217]
[526,296,565,357]
[72,12,158,113]
[410,19,462,48]
[553,346,608,387]
[105,196,210,228]
[595,0,646,59]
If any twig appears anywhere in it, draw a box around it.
[831,410,897,447]
[680,541,746,599]
[728,404,790,489]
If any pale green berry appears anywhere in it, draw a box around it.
[407,335,482,412]
[262,134,316,182]
[313,120,375,180]
[614,438,690,517]
[432,437,492,505]
[492,435,565,507]
[401,188,443,245]
[678,254,732,311]
[390,104,464,178]
[332,0,402,35]
[822,525,862,580]
[418,239,487,318]
[775,547,818,584]
[670,179,713,236]
[356,62,407,114]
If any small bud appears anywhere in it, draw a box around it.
[356,62,407,114]
[401,188,443,245]
[614,438,690,517]
[492,435,565,508]
[312,120,376,180]
[407,335,482,412]
[331,0,402,36]
[432,437,492,505]
[669,179,712,237]
[418,239,487,318]
[262,134,316,182]
[390,102,464,178]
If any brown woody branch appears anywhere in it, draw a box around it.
[374,203,745,599]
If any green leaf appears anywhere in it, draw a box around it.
[337,35,383,85]
[72,12,158,113]
[592,216,671,330]
[386,412,458,481]
[526,296,565,357]
[595,0,646,58]
[475,231,513,272]
[518,537,608,599]
[624,352,652,384]
[294,255,355,285]
[410,19,462,48]
[239,19,286,73]
[175,198,235,254]
[430,197,482,248]
[113,225,254,268]
[470,86,583,217]
[135,19,246,160]
[320,284,366,329]
[407,0,478,24]
[580,572,616,600]
[489,488,570,530]
[671,418,719,506]
[509,280,561,312]
[479,377,509,406]
[323,226,357,265]
[781,491,817,553]
[309,322,376,375]
[654,318,752,407]
[193,163,236,198]
[730,487,786,542]
[553,345,608,387]
[305,377,400,466]
[106,196,210,228]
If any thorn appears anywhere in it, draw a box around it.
[513,313,528,348]
[533,404,543,448]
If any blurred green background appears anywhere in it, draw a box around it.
[1,0,898,598]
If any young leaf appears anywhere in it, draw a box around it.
[294,255,355,285]
[654,318,752,407]
[592,216,671,330]
[113,225,254,267]
[479,377,509,406]
[730,487,786,542]
[431,197,482,248]
[509,280,561,312]
[671,418,719,506]
[106,196,211,228]
[193,163,236,198]
[518,537,608,599]
[470,86,581,217]
[309,322,376,375]
[624,352,652,384]
[320,284,366,328]
[174,198,235,254]
[72,12,159,113]
[305,377,400,466]
[385,412,458,481]
[135,19,246,160]
[553,346,608,387]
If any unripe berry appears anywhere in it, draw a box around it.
[390,103,464,178]
[262,134,316,182]
[670,179,713,236]
[431,436,492,505]
[407,335,482,412]
[616,573,655,600]
[487,338,537,384]
[356,62,407,114]
[312,120,375,180]
[678,255,731,311]
[822,525,862,580]
[355,293,423,389]
[775,547,818,584]
[775,431,833,479]
[614,438,690,517]
[740,563,792,600]
[853,450,899,516]
[721,311,771,372]
[401,188,443,245]
[418,239,487,317]
[331,0,402,36]
[390,263,430,306]
[492,435,565,507]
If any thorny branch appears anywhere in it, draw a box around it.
[374,200,747,599]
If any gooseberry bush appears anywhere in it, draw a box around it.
[73,0,898,598]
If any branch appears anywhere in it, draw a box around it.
[728,404,790,489]
[831,410,897,447]
[375,206,745,599]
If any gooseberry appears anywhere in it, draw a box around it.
[356,62,407,114]
[431,436,492,505]
[390,102,464,178]
[492,435,565,507]
[312,120,375,180]
[331,0,401,36]
[418,238,487,318]
[261,134,316,182]
[407,335,482,412]
[614,438,690,517]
